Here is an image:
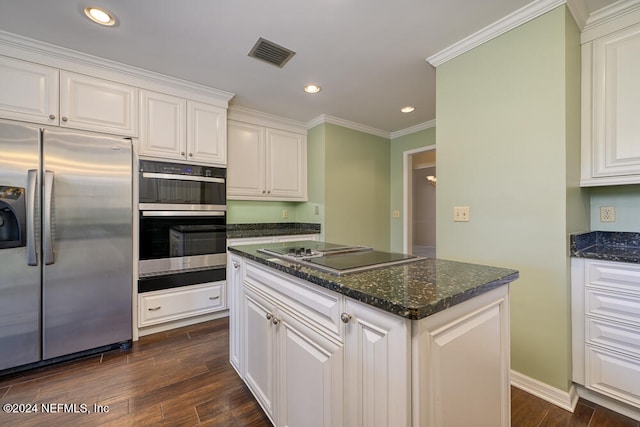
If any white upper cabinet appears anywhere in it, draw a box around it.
[139,90,227,166]
[187,100,226,165]
[582,21,640,186]
[227,118,307,201]
[139,90,187,160]
[60,71,138,136]
[0,56,58,125]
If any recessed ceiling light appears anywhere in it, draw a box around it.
[401,106,415,113]
[304,84,321,94]
[84,7,116,26]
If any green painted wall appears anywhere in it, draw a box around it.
[589,185,640,231]
[296,124,326,240]
[323,123,391,250]
[389,127,437,252]
[435,6,588,391]
[227,200,300,223]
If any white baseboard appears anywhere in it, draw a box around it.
[511,370,579,412]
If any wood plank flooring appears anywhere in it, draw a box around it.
[0,317,638,426]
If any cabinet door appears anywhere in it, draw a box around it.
[228,254,243,375]
[243,286,277,424]
[277,310,344,427]
[266,129,307,200]
[227,121,265,198]
[139,90,186,160]
[0,56,58,125]
[187,101,226,165]
[60,71,138,136]
[591,24,640,180]
[344,300,410,427]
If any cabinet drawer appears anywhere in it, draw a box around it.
[587,318,640,357]
[245,261,343,340]
[139,282,225,326]
[586,261,640,294]
[586,288,640,326]
[586,344,640,407]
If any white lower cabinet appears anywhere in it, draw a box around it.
[243,267,344,427]
[343,299,410,427]
[231,256,510,427]
[138,281,225,327]
[573,258,640,409]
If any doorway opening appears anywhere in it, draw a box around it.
[403,147,436,257]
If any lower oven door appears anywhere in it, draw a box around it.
[139,210,226,276]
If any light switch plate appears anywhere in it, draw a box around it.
[453,206,470,222]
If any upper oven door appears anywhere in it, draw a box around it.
[138,160,226,210]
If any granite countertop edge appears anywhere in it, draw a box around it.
[228,244,519,320]
[570,231,640,264]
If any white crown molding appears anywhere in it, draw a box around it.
[229,105,307,134]
[566,0,590,29]
[306,114,390,139]
[427,0,566,67]
[511,370,579,412]
[581,0,640,43]
[0,30,234,106]
[390,120,436,139]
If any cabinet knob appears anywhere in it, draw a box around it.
[262,190,266,194]
[340,313,352,324]
[181,152,186,156]
[148,306,162,311]
[267,190,271,194]
[233,262,240,270]
[188,153,193,157]
[266,313,273,321]
[49,114,56,120]
[272,317,280,325]
[61,117,68,122]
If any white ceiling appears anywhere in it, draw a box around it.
[0,0,618,133]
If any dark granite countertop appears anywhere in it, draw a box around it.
[570,231,640,264]
[228,241,519,320]
[227,223,320,239]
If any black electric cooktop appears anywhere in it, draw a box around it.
[258,241,421,275]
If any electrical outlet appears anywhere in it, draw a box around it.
[282,209,288,219]
[453,206,470,222]
[600,206,615,222]
[392,210,400,218]
[314,205,319,215]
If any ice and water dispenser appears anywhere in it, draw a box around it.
[0,186,26,249]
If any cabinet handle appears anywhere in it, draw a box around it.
[61,117,68,122]
[148,306,162,311]
[266,313,273,321]
[272,317,280,325]
[340,313,352,324]
[188,153,193,157]
[233,262,240,270]
[181,152,186,156]
[267,190,271,194]
[49,114,56,120]
[209,296,219,300]
[262,190,266,194]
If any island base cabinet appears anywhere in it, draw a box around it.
[343,300,411,427]
[243,279,344,427]
[412,286,510,427]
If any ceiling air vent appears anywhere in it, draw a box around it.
[248,37,296,68]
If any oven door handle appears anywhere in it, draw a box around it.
[141,210,226,217]
[141,172,225,184]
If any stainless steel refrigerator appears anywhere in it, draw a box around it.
[0,120,132,372]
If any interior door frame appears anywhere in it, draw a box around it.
[403,145,436,254]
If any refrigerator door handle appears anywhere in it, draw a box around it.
[43,170,55,265]
[27,169,38,266]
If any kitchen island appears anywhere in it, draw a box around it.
[227,241,519,427]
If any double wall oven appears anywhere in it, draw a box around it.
[138,160,226,293]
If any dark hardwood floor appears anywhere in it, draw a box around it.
[0,317,638,426]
